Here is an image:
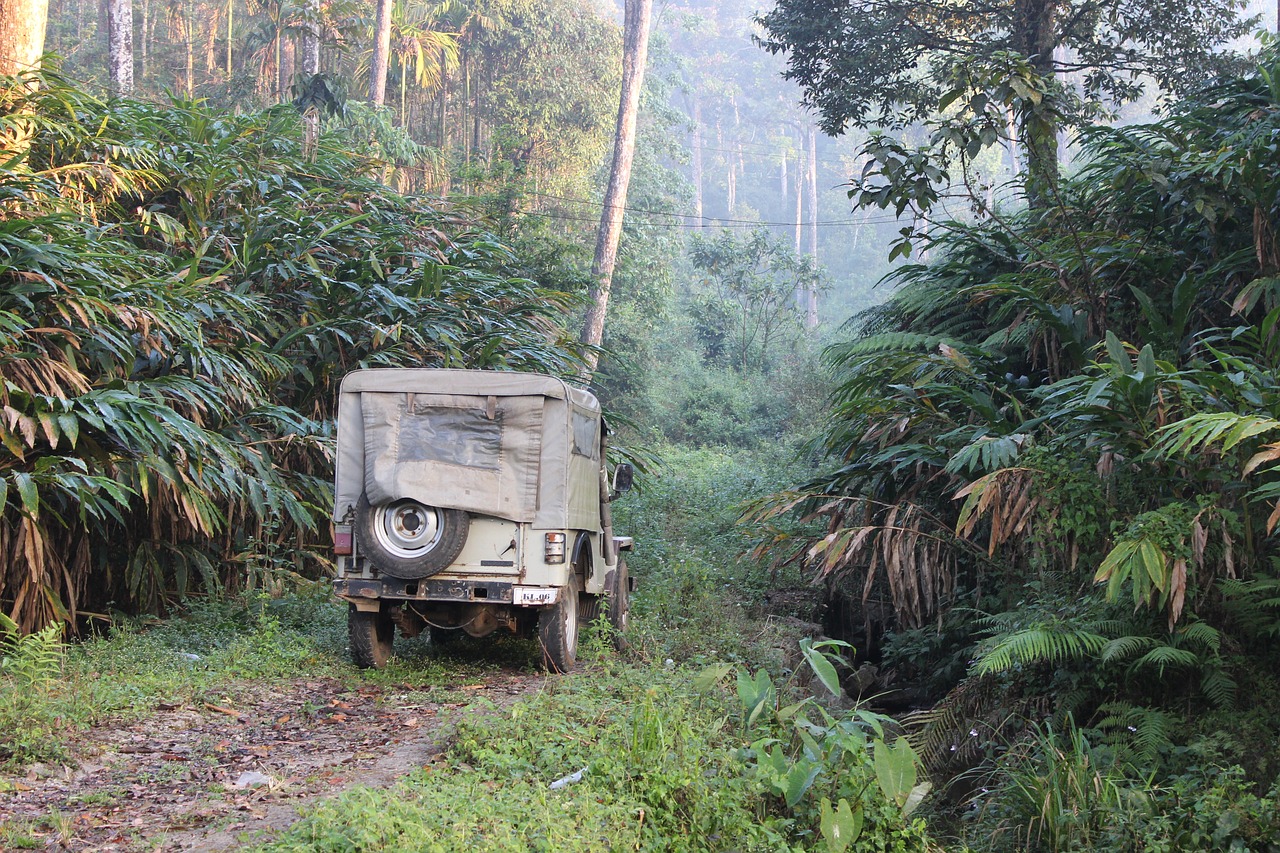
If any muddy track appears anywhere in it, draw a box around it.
[1,670,545,851]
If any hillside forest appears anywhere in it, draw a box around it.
[3,0,1280,849]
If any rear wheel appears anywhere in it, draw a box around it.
[607,558,630,648]
[538,575,581,673]
[349,605,395,669]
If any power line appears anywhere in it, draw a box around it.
[510,206,904,229]
[520,190,907,228]
[686,141,857,169]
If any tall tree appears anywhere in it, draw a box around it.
[757,0,1252,205]
[804,122,817,327]
[580,0,652,377]
[300,0,319,77]
[369,0,393,104]
[107,0,135,95]
[0,0,50,76]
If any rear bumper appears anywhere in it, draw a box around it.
[334,577,529,605]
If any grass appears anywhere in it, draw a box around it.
[256,662,793,853]
[614,443,819,668]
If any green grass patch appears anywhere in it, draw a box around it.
[615,444,818,669]
[257,664,791,852]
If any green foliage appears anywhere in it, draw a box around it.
[760,47,1280,846]
[704,643,934,852]
[687,229,818,373]
[965,738,1280,853]
[966,722,1136,853]
[759,0,1251,217]
[0,74,583,630]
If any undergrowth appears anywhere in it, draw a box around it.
[257,656,934,853]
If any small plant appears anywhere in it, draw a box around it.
[704,638,933,851]
[0,614,63,688]
[0,614,67,768]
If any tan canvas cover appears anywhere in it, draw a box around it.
[334,369,602,530]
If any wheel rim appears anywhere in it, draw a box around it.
[372,499,443,559]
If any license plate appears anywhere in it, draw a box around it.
[514,586,559,606]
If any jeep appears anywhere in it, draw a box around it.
[331,368,633,670]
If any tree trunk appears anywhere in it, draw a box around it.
[805,124,818,328]
[106,0,134,95]
[300,0,318,76]
[223,0,230,76]
[368,0,392,105]
[726,155,736,213]
[472,58,482,160]
[0,0,50,76]
[400,60,408,122]
[141,0,150,82]
[438,54,448,148]
[691,94,703,225]
[461,51,470,171]
[579,0,652,379]
[1014,0,1059,207]
[1006,104,1020,177]
[275,24,292,101]
[794,130,802,255]
[204,12,216,74]
[300,0,319,158]
[793,130,803,309]
[184,0,194,96]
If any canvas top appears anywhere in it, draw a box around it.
[334,369,603,530]
[338,369,599,411]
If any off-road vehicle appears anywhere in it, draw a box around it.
[331,368,633,671]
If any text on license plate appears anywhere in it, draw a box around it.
[514,586,559,606]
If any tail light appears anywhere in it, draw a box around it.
[545,532,566,563]
[335,530,353,556]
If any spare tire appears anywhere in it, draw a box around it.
[356,493,469,579]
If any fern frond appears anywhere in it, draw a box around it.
[0,619,63,688]
[1177,621,1221,655]
[1099,635,1157,663]
[1095,701,1174,765]
[1200,666,1238,709]
[1131,645,1198,675]
[973,624,1107,675]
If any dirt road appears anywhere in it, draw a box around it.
[2,669,545,851]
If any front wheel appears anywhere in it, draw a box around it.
[538,575,581,673]
[349,605,395,669]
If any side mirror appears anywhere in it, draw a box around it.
[612,462,634,493]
